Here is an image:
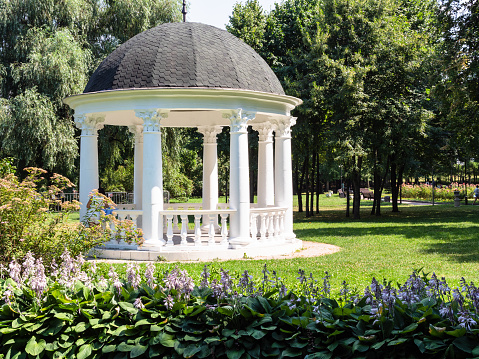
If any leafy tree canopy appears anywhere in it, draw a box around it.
[0,0,182,180]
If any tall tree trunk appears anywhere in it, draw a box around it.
[310,152,316,216]
[316,154,320,214]
[352,156,362,219]
[297,158,307,213]
[392,164,404,212]
[346,179,350,218]
[391,159,398,212]
[305,157,311,217]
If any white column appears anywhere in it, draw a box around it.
[197,126,222,210]
[274,117,297,240]
[75,114,104,221]
[129,125,144,211]
[198,126,222,230]
[223,109,255,246]
[252,123,274,207]
[135,109,168,246]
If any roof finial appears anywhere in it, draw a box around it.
[182,0,187,22]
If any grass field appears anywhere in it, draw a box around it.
[91,195,479,297]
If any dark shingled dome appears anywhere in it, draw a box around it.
[84,22,285,95]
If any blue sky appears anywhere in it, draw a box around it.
[187,0,278,29]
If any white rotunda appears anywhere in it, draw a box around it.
[64,22,303,261]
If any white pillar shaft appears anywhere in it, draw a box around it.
[142,130,163,243]
[203,143,218,210]
[133,137,143,209]
[79,134,99,220]
[229,129,250,242]
[136,109,168,245]
[274,117,296,239]
[257,139,274,207]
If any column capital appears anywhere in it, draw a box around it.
[252,123,274,142]
[135,109,169,132]
[222,109,256,133]
[274,117,297,138]
[128,125,144,143]
[74,113,105,135]
[197,126,223,144]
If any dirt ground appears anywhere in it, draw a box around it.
[246,241,341,261]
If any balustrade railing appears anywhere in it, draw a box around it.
[93,202,288,250]
[250,207,287,242]
[160,203,233,247]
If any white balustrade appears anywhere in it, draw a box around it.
[106,204,286,249]
[250,207,287,242]
[158,206,234,248]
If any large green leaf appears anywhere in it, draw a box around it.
[77,344,93,359]
[37,318,64,336]
[25,336,47,356]
[130,344,149,358]
[218,306,235,317]
[102,344,117,353]
[154,332,176,347]
[183,344,202,358]
[281,347,303,357]
[226,347,245,359]
[117,342,135,352]
[453,336,476,354]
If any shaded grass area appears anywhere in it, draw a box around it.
[96,196,479,296]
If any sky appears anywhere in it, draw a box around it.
[186,0,278,30]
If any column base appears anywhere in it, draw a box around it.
[142,237,166,248]
[228,236,253,248]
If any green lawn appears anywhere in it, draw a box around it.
[97,195,479,297]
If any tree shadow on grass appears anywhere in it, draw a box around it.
[293,206,479,264]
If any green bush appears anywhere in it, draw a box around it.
[0,168,143,266]
[1,257,479,358]
[401,183,477,201]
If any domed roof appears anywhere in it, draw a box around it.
[84,22,285,95]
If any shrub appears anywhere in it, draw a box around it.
[401,183,478,201]
[0,168,143,267]
[2,255,479,358]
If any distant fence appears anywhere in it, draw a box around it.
[53,191,170,211]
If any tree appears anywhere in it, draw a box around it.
[433,0,479,183]
[0,0,183,182]
[300,0,438,217]
[227,0,267,53]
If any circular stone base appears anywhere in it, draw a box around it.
[90,240,304,262]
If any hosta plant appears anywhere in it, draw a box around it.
[1,255,479,358]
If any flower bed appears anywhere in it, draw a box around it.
[2,253,479,358]
[401,183,478,201]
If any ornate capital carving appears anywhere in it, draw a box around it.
[252,123,274,142]
[135,109,168,132]
[222,109,256,133]
[274,117,297,138]
[197,126,223,144]
[74,114,105,136]
[128,125,144,143]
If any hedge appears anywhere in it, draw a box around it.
[1,253,479,358]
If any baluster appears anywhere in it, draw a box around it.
[259,213,267,241]
[250,213,258,241]
[180,214,188,245]
[194,214,202,246]
[267,212,275,241]
[274,212,281,240]
[166,214,174,246]
[280,210,285,240]
[173,214,179,232]
[130,213,139,228]
[208,214,215,245]
[220,213,228,245]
